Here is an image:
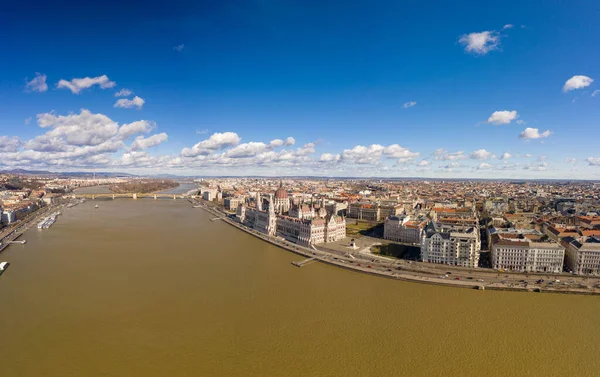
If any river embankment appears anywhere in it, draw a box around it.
[193,200,600,296]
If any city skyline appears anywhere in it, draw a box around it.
[1,1,599,178]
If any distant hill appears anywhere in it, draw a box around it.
[0,169,137,178]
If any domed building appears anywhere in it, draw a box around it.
[273,181,290,214]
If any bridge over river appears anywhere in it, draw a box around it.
[73,193,199,200]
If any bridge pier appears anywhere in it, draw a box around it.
[173,195,176,200]
[112,194,115,200]
[133,193,137,200]
[154,194,157,200]
[92,195,95,200]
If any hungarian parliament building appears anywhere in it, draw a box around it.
[235,183,346,246]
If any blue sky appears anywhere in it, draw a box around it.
[1,0,599,178]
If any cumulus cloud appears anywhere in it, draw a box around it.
[565,158,577,164]
[503,24,514,29]
[523,162,548,171]
[417,160,430,167]
[459,31,500,54]
[516,119,526,125]
[269,139,284,148]
[383,144,420,160]
[586,157,600,166]
[57,75,116,94]
[181,132,241,157]
[0,109,167,170]
[563,75,593,92]
[476,163,492,170]
[470,149,492,160]
[487,110,518,125]
[0,136,22,152]
[319,153,340,162]
[519,127,552,139]
[131,133,168,150]
[25,72,48,93]
[434,148,467,161]
[341,144,385,165]
[115,89,133,97]
[114,96,145,109]
[225,142,269,158]
[403,101,417,108]
[117,120,154,139]
[284,137,295,146]
[174,44,184,52]
[500,152,512,160]
[440,162,460,170]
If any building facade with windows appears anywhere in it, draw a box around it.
[421,223,481,268]
[490,231,564,273]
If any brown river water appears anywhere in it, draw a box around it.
[0,198,599,377]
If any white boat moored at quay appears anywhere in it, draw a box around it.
[0,261,10,277]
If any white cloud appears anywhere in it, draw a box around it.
[382,144,420,160]
[519,127,552,139]
[25,72,48,93]
[0,109,165,170]
[565,158,577,164]
[586,157,600,166]
[115,89,133,97]
[196,129,209,135]
[440,162,460,170]
[174,44,184,52]
[476,163,492,170]
[57,75,116,94]
[0,136,22,152]
[284,137,295,146]
[37,109,120,146]
[319,153,340,162]
[503,24,514,29]
[434,148,467,161]
[500,152,512,160]
[269,139,284,148]
[592,90,600,97]
[563,75,593,92]
[295,143,316,156]
[417,160,430,167]
[459,31,500,54]
[114,96,145,109]
[341,144,385,165]
[181,132,241,157]
[516,119,526,125]
[403,101,417,108]
[24,117,32,125]
[487,110,518,125]
[131,133,168,150]
[523,162,548,171]
[470,149,492,160]
[225,142,269,158]
[118,120,154,139]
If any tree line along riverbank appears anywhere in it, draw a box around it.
[108,179,179,194]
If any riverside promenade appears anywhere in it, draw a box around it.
[0,202,66,254]
[193,200,600,296]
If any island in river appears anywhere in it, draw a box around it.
[108,179,179,194]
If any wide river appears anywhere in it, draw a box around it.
[0,199,599,377]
